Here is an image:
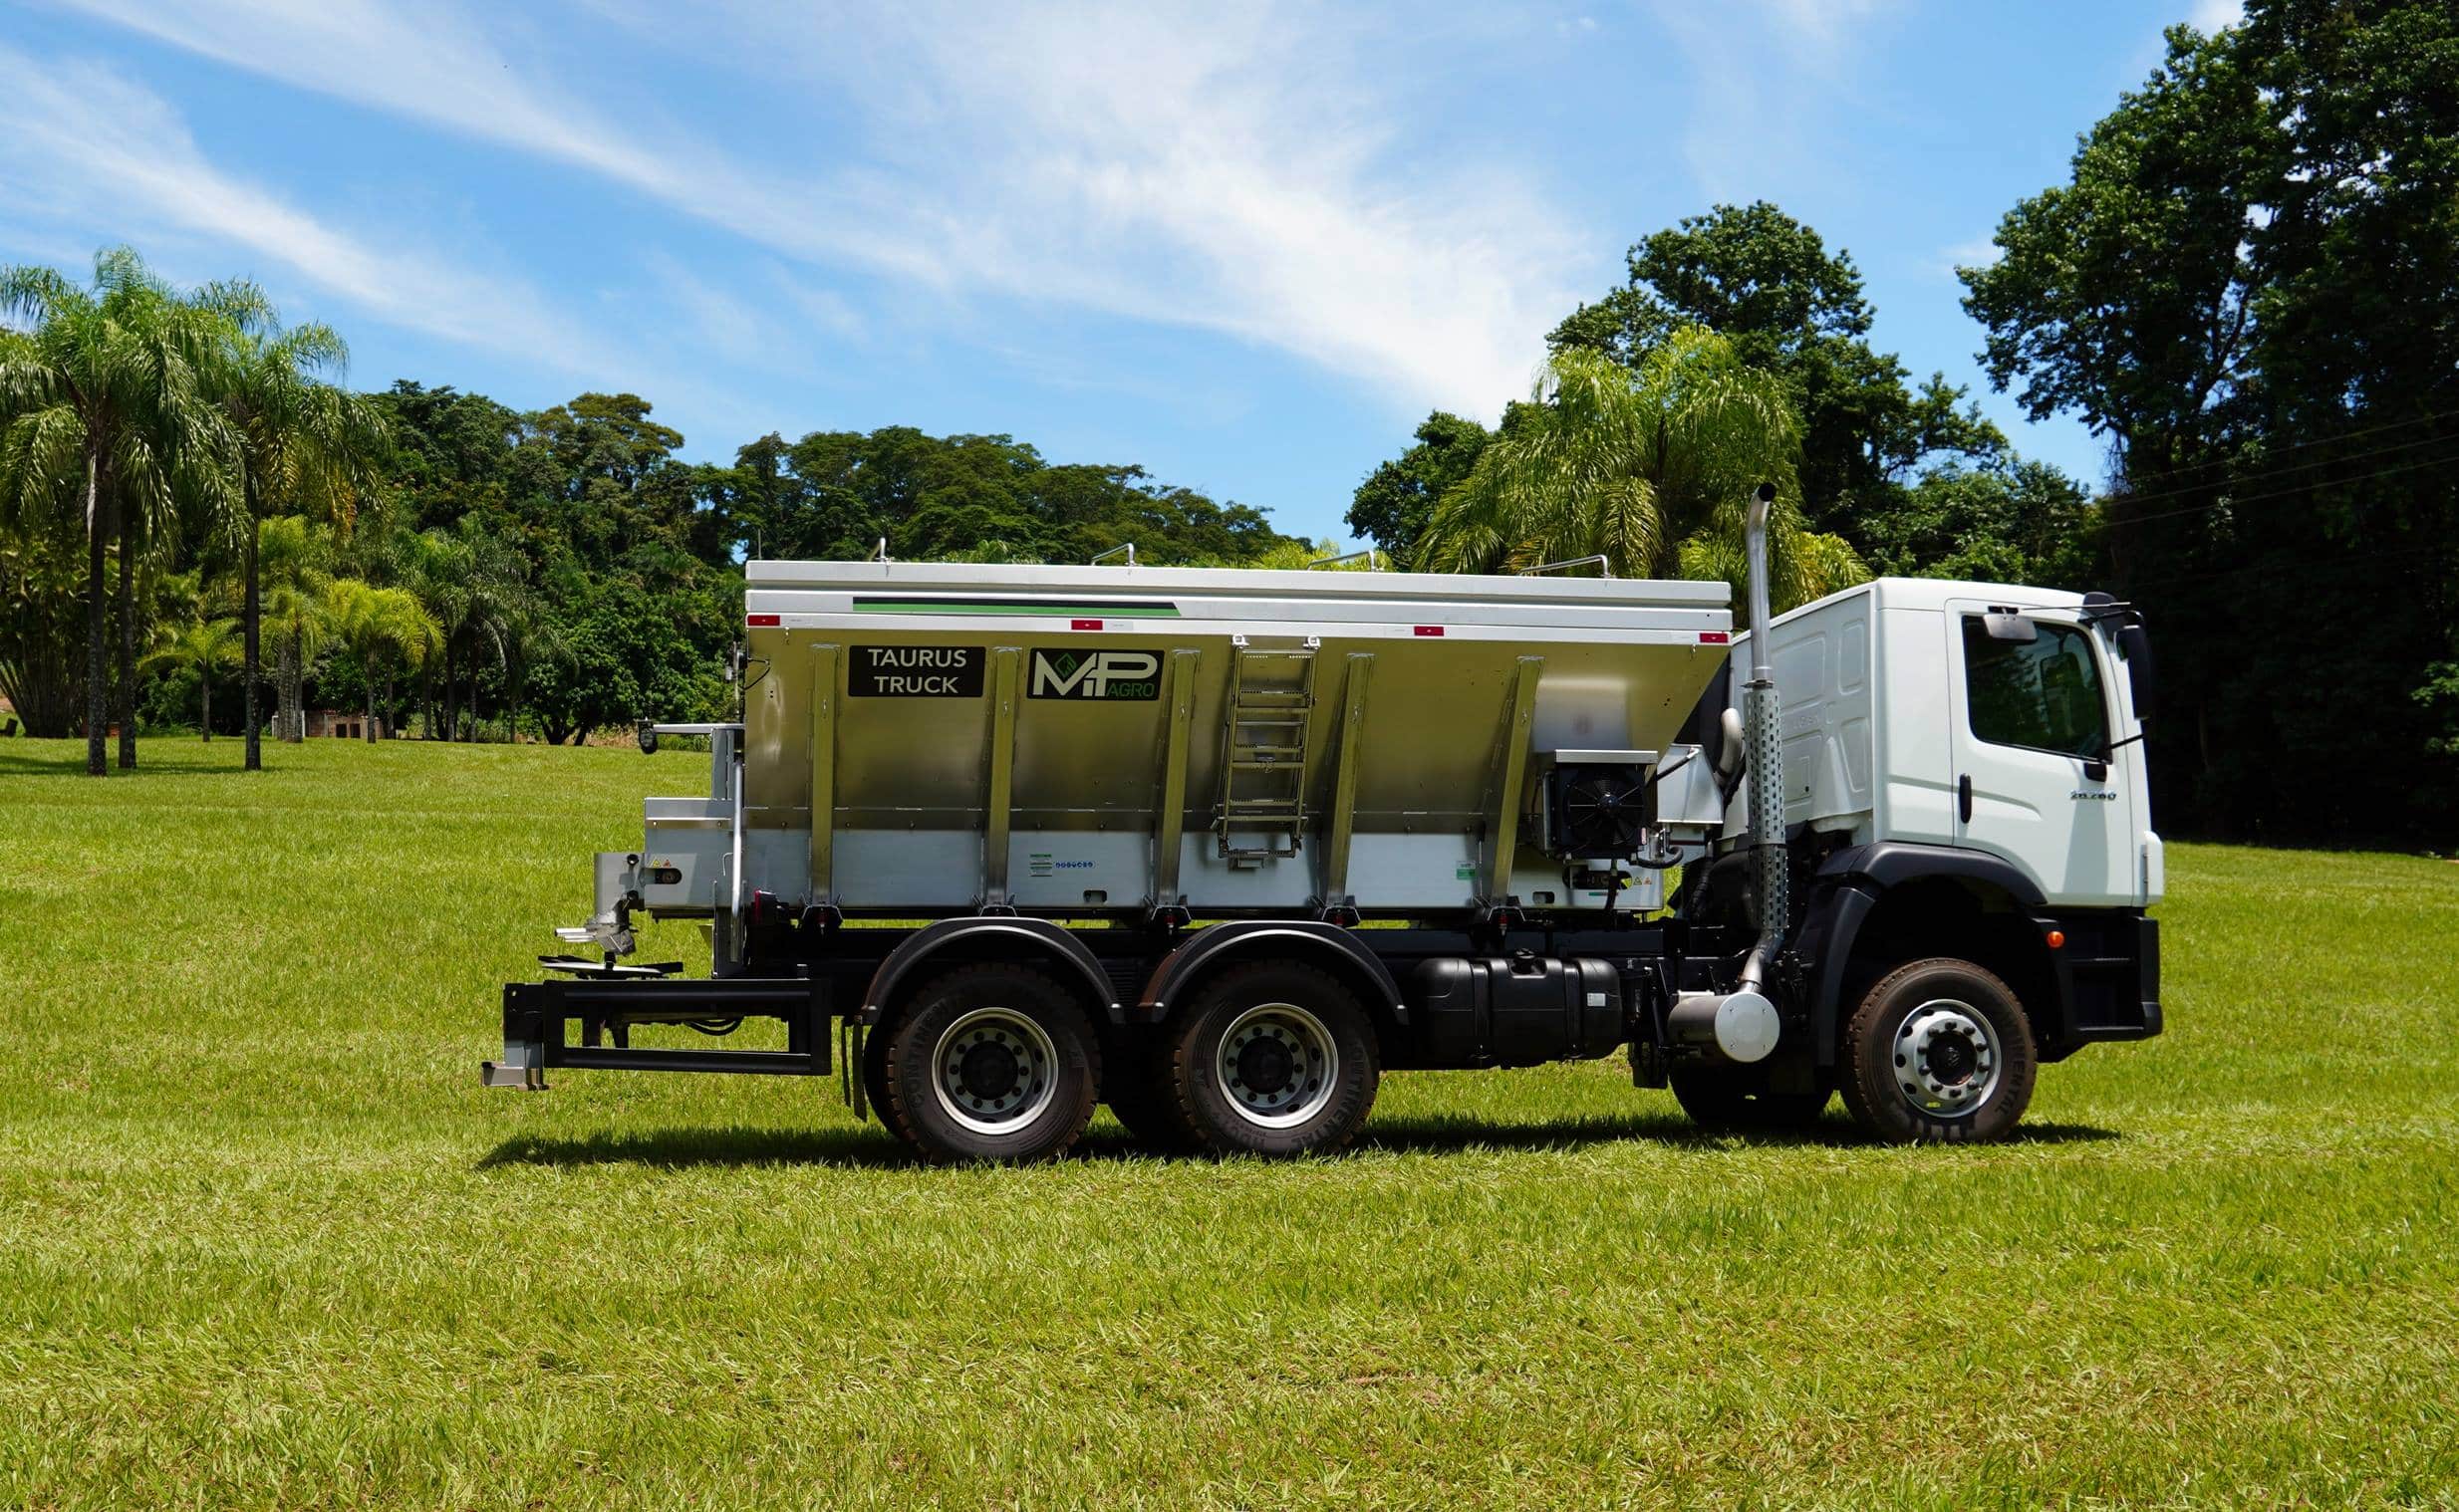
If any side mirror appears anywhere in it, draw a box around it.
[1982,612,2039,642]
[2116,623,2156,724]
[637,721,659,756]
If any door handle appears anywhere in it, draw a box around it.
[1958,773,1973,824]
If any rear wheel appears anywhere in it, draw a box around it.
[1164,963,1378,1157]
[879,964,1100,1163]
[1838,957,2037,1143]
[1668,1066,1830,1132]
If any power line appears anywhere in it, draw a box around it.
[2101,425,2459,515]
[2102,445,2459,529]
[2089,401,2459,495]
[2119,544,2439,593]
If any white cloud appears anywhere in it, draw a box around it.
[1644,0,1906,196]
[0,42,614,376]
[1934,235,2003,277]
[48,0,1588,420]
[2190,0,2245,34]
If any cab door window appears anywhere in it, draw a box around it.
[1960,617,2109,758]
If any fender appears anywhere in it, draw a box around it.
[1797,842,2049,1065]
[862,916,1120,1026]
[1137,920,1407,1027]
[1817,841,2047,907]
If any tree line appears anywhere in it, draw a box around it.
[1346,0,2457,847]
[0,280,1311,766]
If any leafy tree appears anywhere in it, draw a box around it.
[1418,337,1868,622]
[1960,1,2459,843]
[0,499,84,737]
[139,616,240,738]
[1857,461,2101,588]
[1346,411,1498,569]
[0,248,240,773]
[1552,202,2004,537]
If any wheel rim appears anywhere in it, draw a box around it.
[931,1006,1060,1135]
[1215,1001,1339,1130]
[1890,998,2004,1118]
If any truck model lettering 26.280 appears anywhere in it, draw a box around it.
[483,489,2161,1161]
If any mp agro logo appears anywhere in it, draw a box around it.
[1027,648,1162,700]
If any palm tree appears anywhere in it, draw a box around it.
[256,515,332,742]
[215,312,386,770]
[400,520,528,740]
[1417,333,1869,624]
[324,579,438,742]
[140,617,241,739]
[0,249,241,774]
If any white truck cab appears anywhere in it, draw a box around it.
[1741,578,2163,910]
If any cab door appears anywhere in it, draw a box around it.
[1943,601,2136,906]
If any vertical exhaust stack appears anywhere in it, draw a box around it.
[1666,482,1784,1065]
[1739,481,1786,994]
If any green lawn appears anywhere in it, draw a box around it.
[3,737,2455,1509]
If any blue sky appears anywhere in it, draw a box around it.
[0,0,2238,546]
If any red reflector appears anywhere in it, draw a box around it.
[1071,618,1102,630]
[1699,630,1730,643]
[1413,626,1445,637]
[746,613,780,627]
[2046,929,2065,949]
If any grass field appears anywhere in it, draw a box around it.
[3,736,2455,1509]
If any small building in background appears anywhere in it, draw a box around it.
[303,709,385,740]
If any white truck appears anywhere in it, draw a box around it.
[485,491,2161,1160]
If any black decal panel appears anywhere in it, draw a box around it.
[849,645,986,697]
[1027,648,1163,701]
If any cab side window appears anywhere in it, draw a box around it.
[1961,617,2109,759]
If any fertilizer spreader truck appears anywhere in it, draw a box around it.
[484,490,2162,1160]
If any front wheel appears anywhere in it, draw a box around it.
[1838,958,2037,1143]
[878,964,1100,1163]
[1164,963,1378,1157]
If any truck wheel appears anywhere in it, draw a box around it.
[878,964,1100,1164]
[1838,958,2037,1143]
[1668,1067,1830,1132]
[860,1024,891,1125]
[1164,962,1378,1157]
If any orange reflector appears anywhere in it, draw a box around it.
[2046,929,2065,949]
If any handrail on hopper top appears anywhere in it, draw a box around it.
[1306,548,1380,571]
[1090,543,1138,567]
[1516,555,1613,578]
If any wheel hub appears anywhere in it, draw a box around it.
[931,1006,1058,1134]
[1890,999,2003,1118]
[958,1040,1021,1102]
[1236,1036,1295,1096]
[1216,1002,1338,1130]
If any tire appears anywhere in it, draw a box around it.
[1838,957,2038,1144]
[1668,1066,1830,1132]
[1163,962,1378,1157]
[878,964,1100,1164]
[860,1022,891,1125]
